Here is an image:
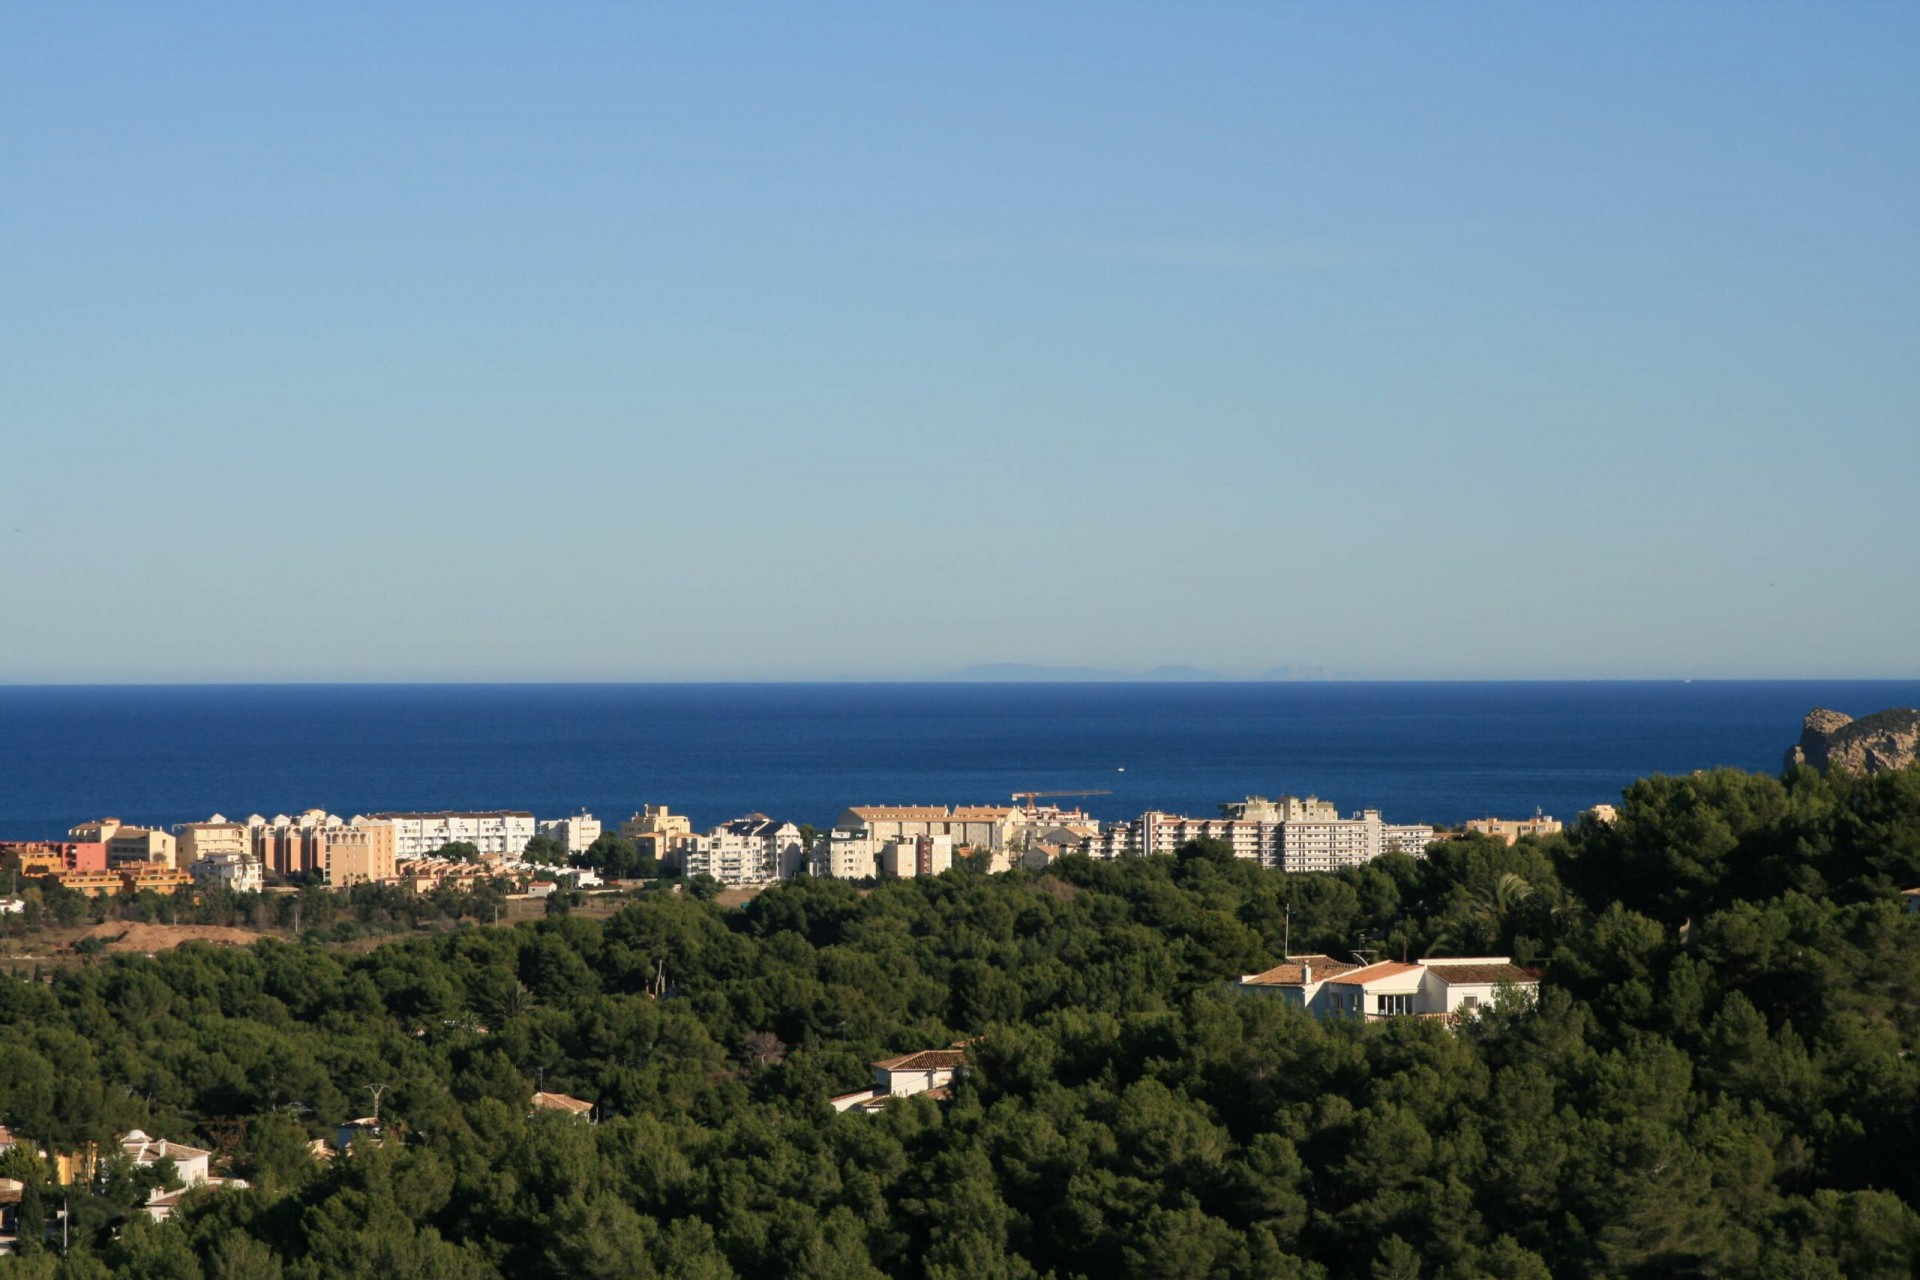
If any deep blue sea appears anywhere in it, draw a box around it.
[2,682,1917,840]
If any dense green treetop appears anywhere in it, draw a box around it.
[2,764,1920,1277]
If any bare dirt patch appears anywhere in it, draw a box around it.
[84,922,274,952]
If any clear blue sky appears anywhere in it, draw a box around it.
[5,4,1916,681]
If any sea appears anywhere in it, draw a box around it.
[2,681,1917,840]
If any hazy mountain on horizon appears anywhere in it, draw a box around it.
[941,663,1336,682]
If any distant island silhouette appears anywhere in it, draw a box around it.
[940,663,1334,682]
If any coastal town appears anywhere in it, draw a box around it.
[0,793,1589,910]
[0,790,1562,1249]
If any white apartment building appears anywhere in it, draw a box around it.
[1089,799,1432,873]
[681,815,804,885]
[188,851,265,894]
[370,811,537,859]
[879,835,955,879]
[815,829,882,880]
[539,811,602,855]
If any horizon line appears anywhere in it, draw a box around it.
[3,676,1919,689]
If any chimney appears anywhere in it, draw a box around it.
[1300,961,1311,984]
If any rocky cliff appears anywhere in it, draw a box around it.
[1784,707,1920,774]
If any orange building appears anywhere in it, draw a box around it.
[56,866,195,898]
[58,870,130,898]
[0,841,108,876]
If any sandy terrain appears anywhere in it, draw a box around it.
[84,922,272,952]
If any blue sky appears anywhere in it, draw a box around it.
[4,4,1917,680]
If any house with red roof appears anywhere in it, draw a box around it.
[1238,955,1539,1022]
[830,1047,969,1113]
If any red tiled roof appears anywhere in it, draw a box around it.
[1326,961,1422,986]
[874,1049,967,1071]
[531,1091,595,1115]
[1239,954,1361,986]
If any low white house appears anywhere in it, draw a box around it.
[830,1048,968,1114]
[120,1130,211,1187]
[1237,955,1539,1021]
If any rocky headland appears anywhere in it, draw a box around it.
[1784,707,1920,774]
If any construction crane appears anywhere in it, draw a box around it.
[1011,789,1113,813]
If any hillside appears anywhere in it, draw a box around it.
[1,764,1919,1276]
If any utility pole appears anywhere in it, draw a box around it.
[1284,901,1291,957]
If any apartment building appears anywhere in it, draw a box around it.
[879,834,955,879]
[815,829,882,880]
[620,805,696,866]
[834,805,1024,853]
[69,819,179,868]
[106,827,178,870]
[324,822,397,888]
[371,811,537,859]
[188,852,265,894]
[620,805,691,840]
[58,865,194,898]
[1088,800,1432,873]
[175,819,250,868]
[0,841,107,877]
[247,810,340,877]
[1220,795,1341,823]
[539,811,602,855]
[1465,814,1563,845]
[680,815,804,884]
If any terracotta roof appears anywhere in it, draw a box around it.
[1326,961,1422,986]
[531,1091,595,1115]
[948,807,1015,820]
[874,1049,967,1071]
[1239,954,1361,986]
[846,806,952,820]
[123,1132,212,1163]
[1422,962,1539,985]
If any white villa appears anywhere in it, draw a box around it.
[830,1048,968,1114]
[1237,955,1539,1021]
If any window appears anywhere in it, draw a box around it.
[1376,993,1415,1017]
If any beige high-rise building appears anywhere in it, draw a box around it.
[325,821,397,888]
[104,827,178,869]
[69,817,124,844]
[621,805,696,865]
[620,805,692,840]
[176,818,250,869]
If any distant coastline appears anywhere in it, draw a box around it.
[6,681,1920,840]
